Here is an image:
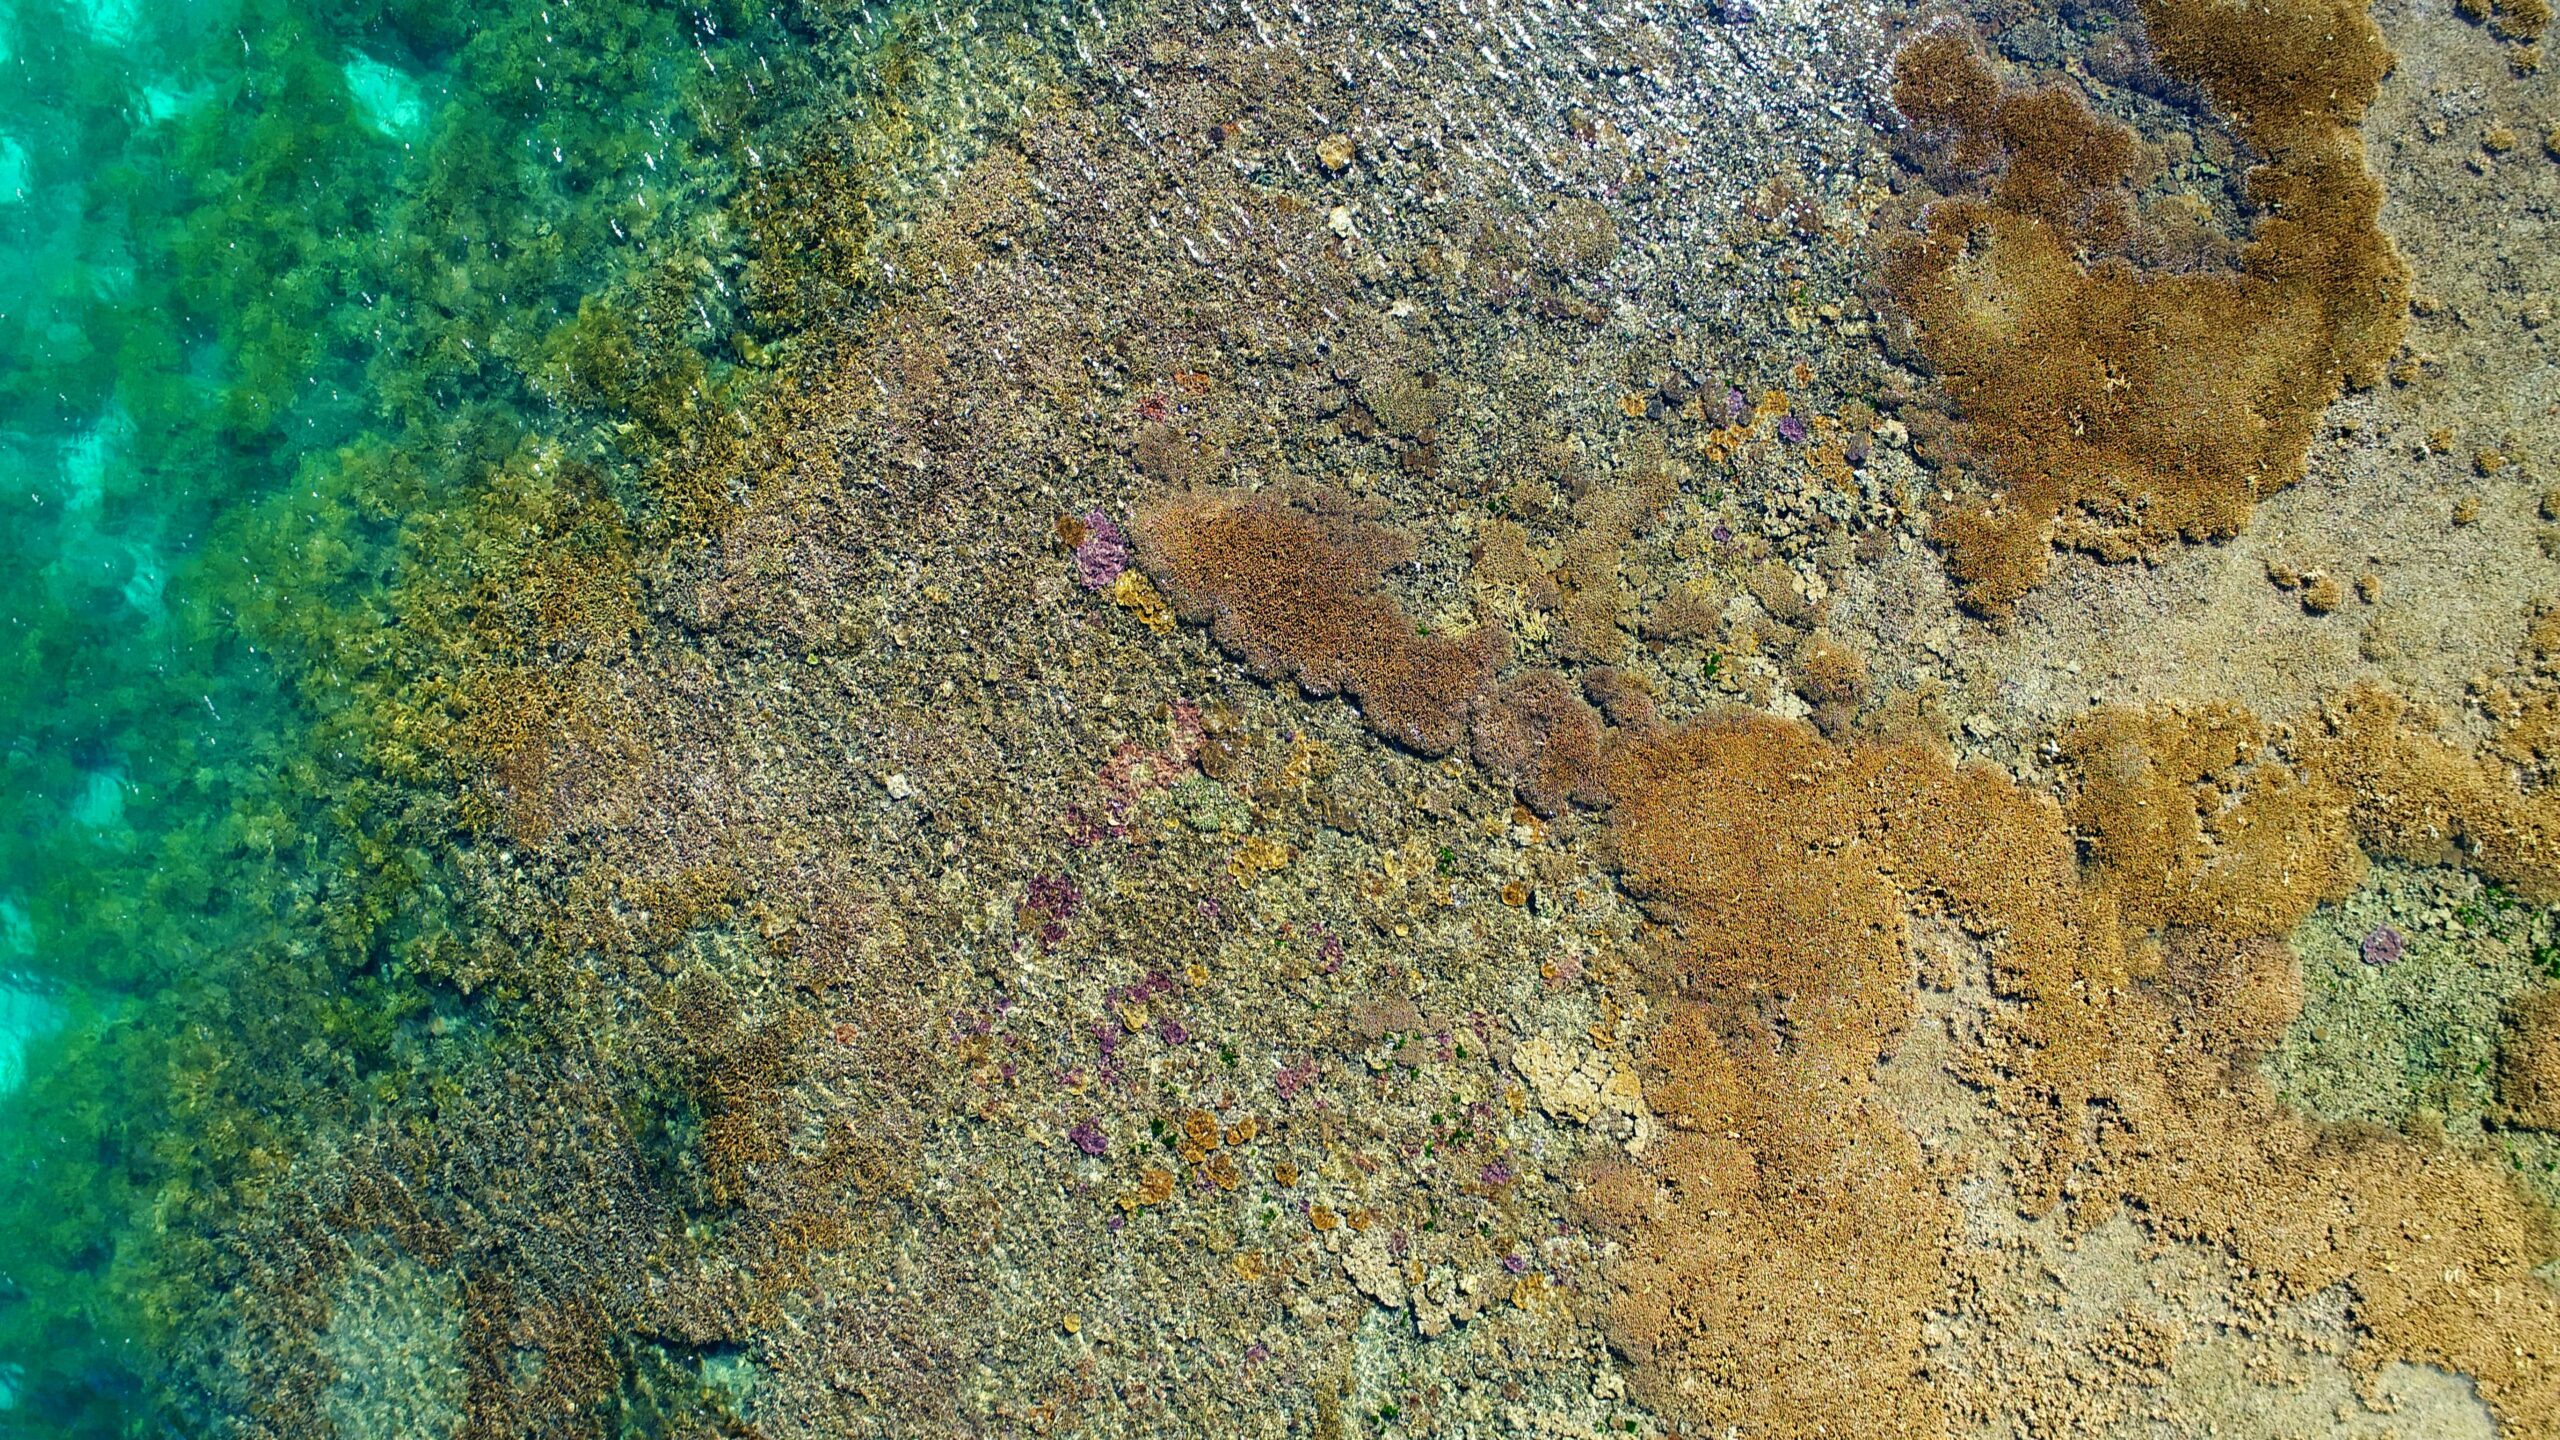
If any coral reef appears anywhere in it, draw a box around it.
[1587,713,1960,1435]
[1134,484,1694,813]
[2060,700,2364,934]
[1133,488,1508,757]
[2460,0,2552,43]
[11,0,2553,1434]
[1589,706,2560,1438]
[1551,471,1678,665]
[2062,684,2560,940]
[1883,2,2409,613]
[1469,669,1614,817]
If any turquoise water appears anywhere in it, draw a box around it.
[0,0,1110,1424]
[0,0,898,1428]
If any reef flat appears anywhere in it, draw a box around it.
[2,0,2557,1436]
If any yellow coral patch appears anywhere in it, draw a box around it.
[1226,835,1292,887]
[1105,568,1176,634]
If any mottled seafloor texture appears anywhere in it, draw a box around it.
[2,0,2559,1437]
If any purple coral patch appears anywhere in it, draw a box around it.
[1777,414,1809,444]
[1072,509,1131,590]
[1069,1118,1109,1156]
[2360,924,2405,968]
[1025,873,1081,918]
[1022,873,1081,950]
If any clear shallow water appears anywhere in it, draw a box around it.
[13,0,2544,1435]
[1,0,1117,1424]
[0,0,865,1428]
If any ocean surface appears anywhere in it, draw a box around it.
[3,0,2556,1436]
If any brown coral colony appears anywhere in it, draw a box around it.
[1132,488,1637,816]
[1131,488,1506,757]
[1884,1,2409,614]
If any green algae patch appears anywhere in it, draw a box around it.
[0,0,900,1429]
[2273,863,2560,1211]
